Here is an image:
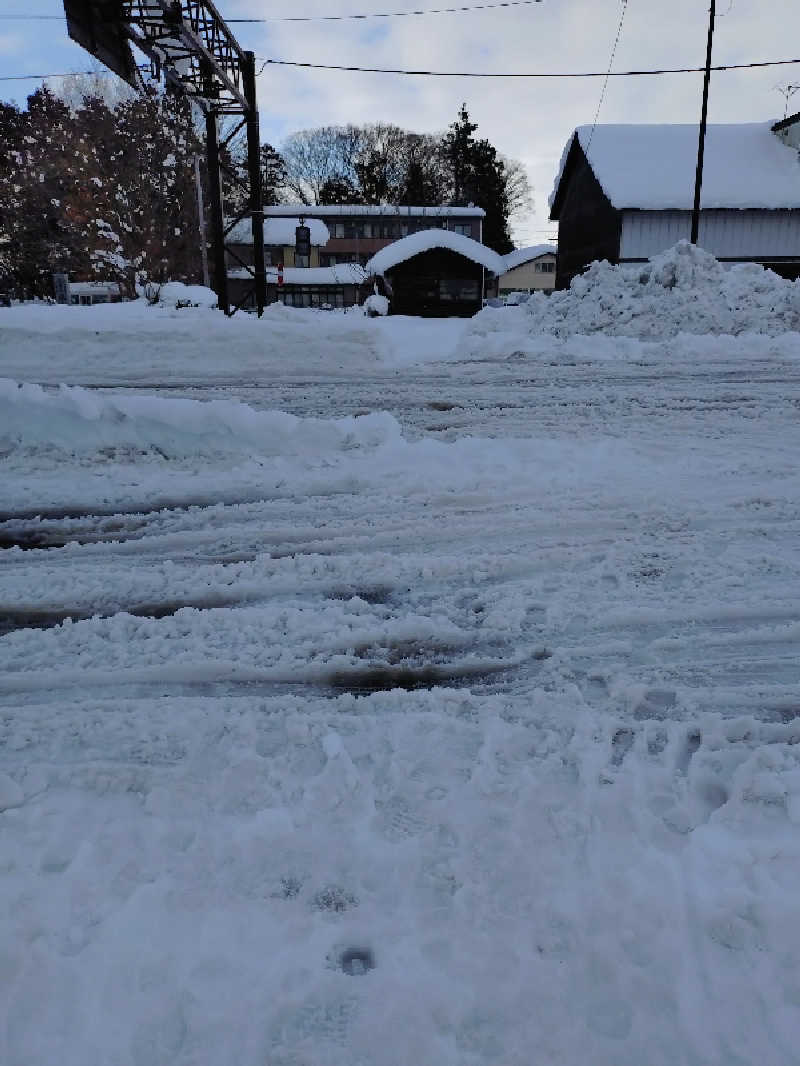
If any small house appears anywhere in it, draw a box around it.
[498,245,557,296]
[366,231,505,317]
[226,205,489,312]
[549,118,800,289]
[68,280,123,305]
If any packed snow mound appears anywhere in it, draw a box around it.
[517,242,800,339]
[0,379,401,461]
[157,282,218,308]
[364,293,389,316]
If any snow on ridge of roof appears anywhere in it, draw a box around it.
[228,264,367,285]
[366,230,506,276]
[227,217,330,246]
[549,122,800,213]
[502,244,557,271]
[265,204,486,218]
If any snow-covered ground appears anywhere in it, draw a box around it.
[2,259,800,1066]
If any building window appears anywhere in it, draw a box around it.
[439,278,479,301]
[451,223,472,237]
[278,287,347,308]
[295,254,310,267]
[333,223,345,239]
[535,261,555,273]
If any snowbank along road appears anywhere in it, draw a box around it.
[1,251,800,1066]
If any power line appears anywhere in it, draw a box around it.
[256,55,800,78]
[4,55,799,84]
[586,0,628,151]
[231,0,543,20]
[0,67,150,82]
[1,2,544,23]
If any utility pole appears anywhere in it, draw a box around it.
[691,0,716,245]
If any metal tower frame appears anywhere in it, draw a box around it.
[62,0,266,315]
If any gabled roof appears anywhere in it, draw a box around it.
[550,122,800,217]
[502,244,557,271]
[366,230,506,276]
[266,204,485,218]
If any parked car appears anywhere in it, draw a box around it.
[503,291,530,306]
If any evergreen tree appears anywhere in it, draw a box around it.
[318,175,362,205]
[260,143,286,206]
[441,104,513,254]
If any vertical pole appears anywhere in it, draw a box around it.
[194,154,210,290]
[243,51,266,316]
[691,0,716,246]
[205,108,228,314]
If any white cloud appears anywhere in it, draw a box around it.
[10,0,800,245]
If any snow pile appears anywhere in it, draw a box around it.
[511,242,800,339]
[157,282,218,308]
[0,379,401,461]
[364,293,389,316]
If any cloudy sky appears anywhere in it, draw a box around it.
[2,0,799,244]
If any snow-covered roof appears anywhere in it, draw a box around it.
[69,281,121,295]
[266,204,485,218]
[227,217,330,246]
[228,264,367,286]
[366,230,506,276]
[502,244,557,271]
[550,122,800,214]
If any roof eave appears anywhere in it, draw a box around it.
[549,133,582,221]
[771,110,800,133]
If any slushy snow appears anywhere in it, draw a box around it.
[1,243,800,1066]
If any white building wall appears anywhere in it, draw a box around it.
[620,209,800,260]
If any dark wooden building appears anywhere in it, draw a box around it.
[366,232,505,317]
[550,118,800,289]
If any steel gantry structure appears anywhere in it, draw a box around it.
[62,0,266,314]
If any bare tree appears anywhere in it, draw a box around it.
[499,155,535,232]
[280,125,363,204]
[280,123,449,206]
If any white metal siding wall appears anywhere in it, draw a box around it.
[620,210,800,259]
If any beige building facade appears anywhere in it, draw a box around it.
[498,256,556,294]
